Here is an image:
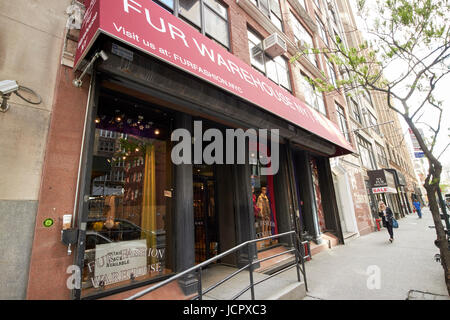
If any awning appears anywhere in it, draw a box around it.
[368,170,397,194]
[75,0,354,157]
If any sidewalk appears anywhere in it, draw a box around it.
[292,207,450,300]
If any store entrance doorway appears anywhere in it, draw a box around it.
[193,165,219,264]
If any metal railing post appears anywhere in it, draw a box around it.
[291,233,301,283]
[197,267,203,300]
[300,241,309,292]
[248,242,255,300]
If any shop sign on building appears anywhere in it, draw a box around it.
[368,170,397,194]
[75,0,354,156]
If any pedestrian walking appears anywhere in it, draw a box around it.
[413,199,422,219]
[378,201,394,243]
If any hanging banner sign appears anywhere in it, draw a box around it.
[372,187,397,194]
[75,0,354,156]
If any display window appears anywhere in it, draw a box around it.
[249,142,279,250]
[310,158,326,233]
[81,90,174,297]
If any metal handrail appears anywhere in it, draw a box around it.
[125,230,309,300]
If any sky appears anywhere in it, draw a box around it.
[349,0,450,170]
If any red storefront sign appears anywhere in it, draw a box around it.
[75,0,354,156]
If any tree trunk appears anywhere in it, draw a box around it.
[424,182,450,295]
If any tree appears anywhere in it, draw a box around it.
[293,0,450,293]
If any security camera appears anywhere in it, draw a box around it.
[0,80,19,95]
[0,80,19,113]
[0,81,41,113]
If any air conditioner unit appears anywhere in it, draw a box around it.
[251,44,263,58]
[263,33,287,58]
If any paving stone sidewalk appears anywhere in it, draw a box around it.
[278,207,449,300]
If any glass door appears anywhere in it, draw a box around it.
[193,165,219,264]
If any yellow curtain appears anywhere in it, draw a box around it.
[141,144,157,263]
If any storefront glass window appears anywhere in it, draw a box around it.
[310,158,326,233]
[250,149,279,250]
[81,91,173,297]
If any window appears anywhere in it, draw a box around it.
[290,11,317,66]
[250,0,283,30]
[82,91,173,298]
[250,142,282,249]
[155,0,230,48]
[386,145,392,162]
[300,72,326,115]
[349,97,363,124]
[316,16,329,46]
[248,29,292,90]
[248,29,266,72]
[328,5,338,25]
[290,12,314,48]
[204,0,229,48]
[357,135,377,170]
[326,58,337,87]
[336,103,349,141]
[267,56,292,89]
[155,0,175,10]
[375,143,388,167]
[367,111,380,135]
[179,0,201,28]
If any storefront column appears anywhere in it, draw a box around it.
[174,113,197,295]
[285,142,302,238]
[273,143,295,245]
[233,160,258,268]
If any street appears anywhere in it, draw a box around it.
[301,207,449,300]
